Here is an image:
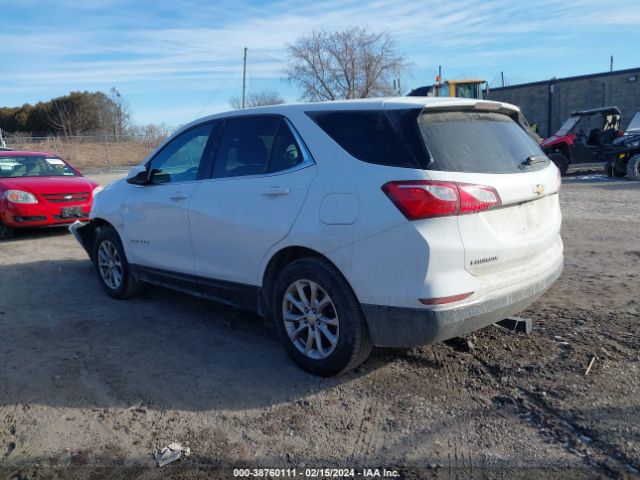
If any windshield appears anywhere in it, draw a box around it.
[417,111,547,174]
[556,116,580,136]
[0,156,78,178]
[626,112,640,133]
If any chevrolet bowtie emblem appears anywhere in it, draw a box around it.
[64,195,72,199]
[533,184,545,195]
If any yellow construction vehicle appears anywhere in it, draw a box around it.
[408,78,489,99]
[433,78,488,99]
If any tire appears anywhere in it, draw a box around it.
[627,154,640,180]
[549,152,569,175]
[605,162,626,178]
[0,219,15,240]
[92,225,144,299]
[272,257,373,376]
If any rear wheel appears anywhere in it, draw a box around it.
[93,225,144,299]
[549,152,569,174]
[0,219,14,240]
[272,257,373,376]
[627,154,640,180]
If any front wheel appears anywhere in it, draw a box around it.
[92,225,144,299]
[549,152,569,175]
[272,257,373,376]
[0,219,15,240]
[627,154,640,180]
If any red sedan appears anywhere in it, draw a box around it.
[0,151,101,239]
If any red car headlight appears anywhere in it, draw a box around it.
[4,190,38,204]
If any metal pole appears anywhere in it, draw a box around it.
[547,83,554,138]
[104,134,112,172]
[501,71,505,87]
[242,47,248,109]
[610,55,613,72]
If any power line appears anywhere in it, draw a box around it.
[196,56,245,117]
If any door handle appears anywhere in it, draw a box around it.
[262,187,290,197]
[169,193,188,201]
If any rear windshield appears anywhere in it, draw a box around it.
[0,155,78,178]
[307,109,546,173]
[418,111,547,173]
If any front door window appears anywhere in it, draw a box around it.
[148,123,215,184]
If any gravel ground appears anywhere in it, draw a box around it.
[0,171,638,479]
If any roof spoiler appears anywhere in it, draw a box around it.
[420,100,519,116]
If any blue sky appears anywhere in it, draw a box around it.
[1,0,638,127]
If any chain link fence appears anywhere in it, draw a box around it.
[3,132,171,173]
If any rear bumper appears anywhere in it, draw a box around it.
[361,255,563,348]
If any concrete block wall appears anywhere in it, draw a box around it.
[488,68,640,137]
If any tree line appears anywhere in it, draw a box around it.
[0,88,130,137]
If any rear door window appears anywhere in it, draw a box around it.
[214,116,279,178]
[269,121,305,173]
[213,116,305,178]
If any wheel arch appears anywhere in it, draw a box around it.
[260,246,352,317]
[546,144,570,161]
[76,217,117,261]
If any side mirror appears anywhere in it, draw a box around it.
[126,165,149,185]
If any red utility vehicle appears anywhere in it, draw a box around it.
[0,151,100,239]
[541,107,622,174]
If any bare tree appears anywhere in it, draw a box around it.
[46,99,85,139]
[287,27,407,101]
[109,87,130,140]
[229,90,285,109]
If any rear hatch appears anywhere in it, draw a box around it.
[416,108,561,276]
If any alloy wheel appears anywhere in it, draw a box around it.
[282,279,339,360]
[97,240,123,290]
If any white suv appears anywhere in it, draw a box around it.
[71,97,563,376]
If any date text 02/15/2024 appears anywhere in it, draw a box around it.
[233,468,401,478]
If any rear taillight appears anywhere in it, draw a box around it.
[382,180,501,220]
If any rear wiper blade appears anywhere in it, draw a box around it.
[519,155,548,169]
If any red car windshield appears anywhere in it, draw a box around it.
[0,156,78,178]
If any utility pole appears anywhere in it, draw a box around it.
[501,71,505,87]
[242,47,248,109]
[610,55,614,72]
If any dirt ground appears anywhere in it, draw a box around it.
[0,171,638,479]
